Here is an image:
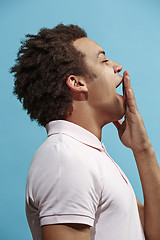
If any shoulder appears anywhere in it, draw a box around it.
[28,133,95,181]
[26,133,103,210]
[28,133,103,190]
[32,134,77,163]
[32,133,97,167]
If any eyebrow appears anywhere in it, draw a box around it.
[97,50,106,58]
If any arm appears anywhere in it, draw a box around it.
[113,71,160,240]
[136,197,144,231]
[42,223,91,240]
[134,144,160,240]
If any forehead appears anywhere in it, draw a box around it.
[72,37,103,59]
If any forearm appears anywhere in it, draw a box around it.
[133,142,160,240]
[113,70,160,239]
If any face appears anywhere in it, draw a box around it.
[72,37,125,125]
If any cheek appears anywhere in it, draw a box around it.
[98,74,115,98]
[88,76,115,105]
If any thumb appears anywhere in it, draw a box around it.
[113,120,122,131]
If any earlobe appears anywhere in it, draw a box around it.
[66,75,88,92]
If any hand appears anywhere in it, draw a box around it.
[113,70,151,155]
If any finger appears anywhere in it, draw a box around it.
[126,87,138,114]
[123,73,133,91]
[123,70,129,77]
[123,75,137,112]
[123,71,130,97]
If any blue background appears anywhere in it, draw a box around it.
[1,0,160,239]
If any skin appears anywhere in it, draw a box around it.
[42,37,160,240]
[66,38,124,140]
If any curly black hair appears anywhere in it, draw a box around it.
[10,24,90,127]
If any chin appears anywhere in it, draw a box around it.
[109,105,125,123]
[99,99,125,125]
[114,97,126,120]
[110,112,124,123]
[117,112,125,121]
[101,109,125,126]
[117,106,125,119]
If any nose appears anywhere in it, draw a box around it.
[110,60,122,74]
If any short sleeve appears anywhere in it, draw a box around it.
[30,140,102,227]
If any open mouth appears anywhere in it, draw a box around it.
[116,78,123,96]
[116,78,123,89]
[116,78,127,110]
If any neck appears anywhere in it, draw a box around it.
[66,102,103,141]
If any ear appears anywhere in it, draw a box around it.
[66,75,88,93]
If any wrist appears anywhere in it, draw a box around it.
[132,140,155,160]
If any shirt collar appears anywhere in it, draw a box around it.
[46,120,104,151]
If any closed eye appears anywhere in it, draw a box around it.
[102,59,109,63]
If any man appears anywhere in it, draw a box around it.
[10,24,160,240]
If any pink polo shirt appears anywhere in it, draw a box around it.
[25,120,145,240]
